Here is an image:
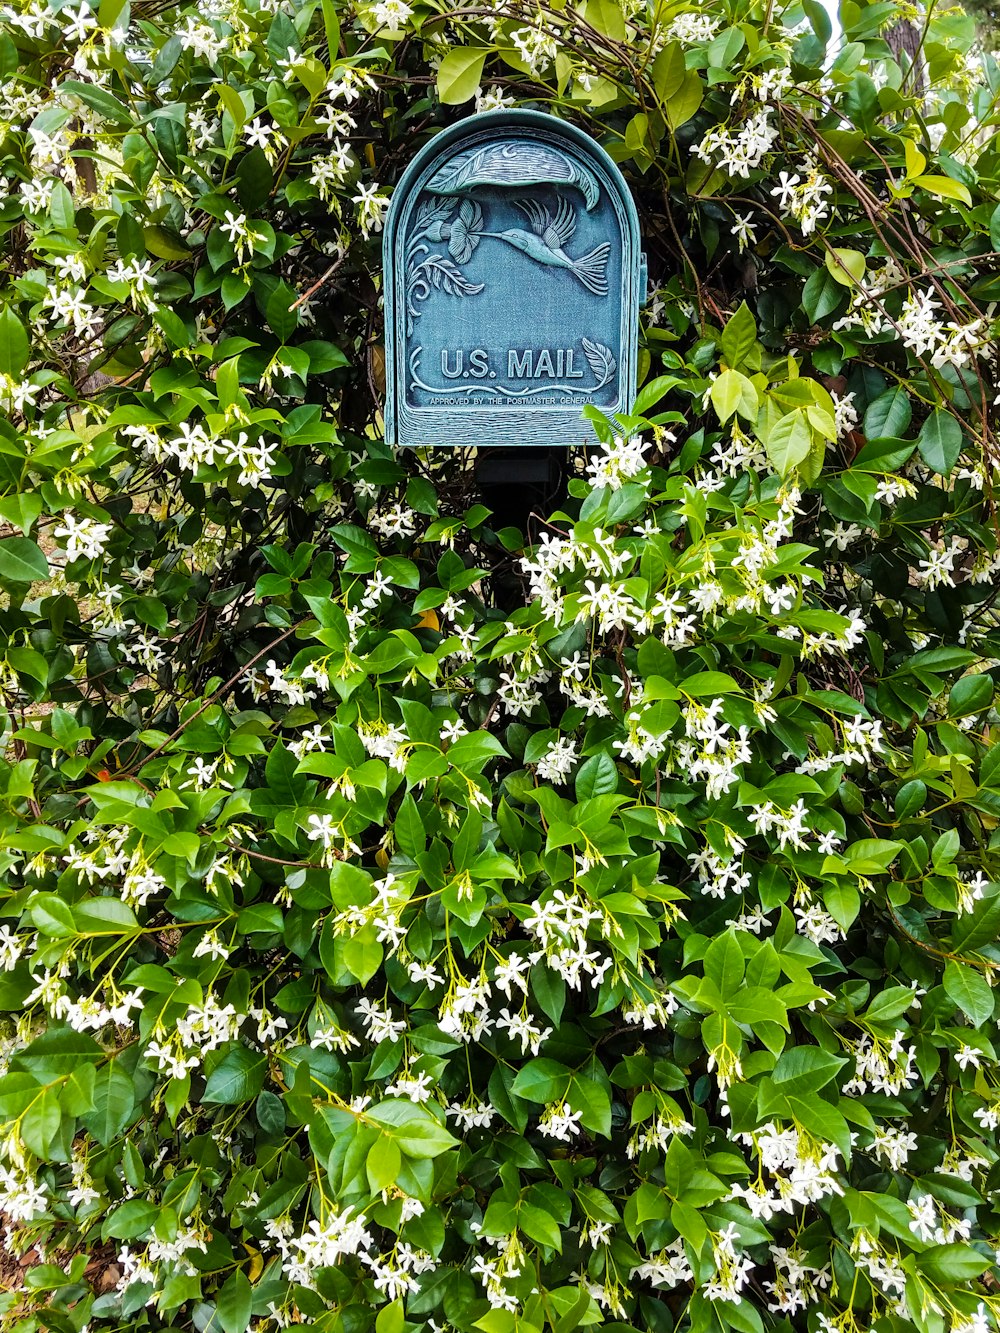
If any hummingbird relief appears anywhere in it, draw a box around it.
[404,187,609,332]
[488,197,610,296]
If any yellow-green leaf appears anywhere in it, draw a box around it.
[666,71,703,130]
[651,41,685,103]
[913,174,973,207]
[711,369,758,423]
[437,47,488,104]
[214,81,247,129]
[764,408,812,476]
[903,137,926,179]
[824,248,866,287]
[584,0,626,40]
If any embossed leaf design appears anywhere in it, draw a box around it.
[581,337,617,389]
[426,256,485,297]
[414,195,455,228]
[425,149,487,196]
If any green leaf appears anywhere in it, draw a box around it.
[161,831,200,861]
[340,927,383,986]
[203,1045,267,1104]
[764,409,812,476]
[802,266,845,321]
[852,435,916,472]
[153,114,187,172]
[216,1269,253,1333]
[681,671,742,696]
[60,78,132,124]
[145,224,189,261]
[783,1094,852,1160]
[0,1075,45,1121]
[376,1302,405,1333]
[394,792,425,856]
[0,493,42,536]
[824,882,860,930]
[894,779,927,819]
[918,409,962,476]
[98,0,127,27]
[0,306,29,377]
[574,752,618,800]
[949,673,993,717]
[651,42,685,102]
[732,985,790,1029]
[511,1058,571,1103]
[320,0,340,57]
[102,1199,159,1241]
[256,1089,286,1135]
[20,1086,62,1160]
[951,893,1000,953]
[82,1063,136,1144]
[7,647,50,683]
[366,1101,459,1158]
[665,71,703,130]
[49,181,74,230]
[154,308,191,348]
[916,1243,991,1284]
[865,985,921,1025]
[14,1029,102,1076]
[213,81,247,130]
[943,961,994,1027]
[864,387,911,439]
[568,1074,611,1136]
[841,838,903,872]
[518,1202,563,1249]
[29,893,77,938]
[436,47,488,103]
[769,1047,847,1096]
[529,964,565,1026]
[265,283,299,342]
[702,930,744,999]
[0,537,48,584]
[707,26,744,68]
[301,340,350,374]
[721,301,757,368]
[73,898,140,936]
[330,522,378,559]
[367,1137,402,1192]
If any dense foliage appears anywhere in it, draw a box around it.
[2,3,1000,1333]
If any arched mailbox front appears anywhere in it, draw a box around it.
[383,109,644,448]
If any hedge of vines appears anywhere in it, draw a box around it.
[3,3,1000,1333]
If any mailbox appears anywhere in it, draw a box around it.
[383,108,644,449]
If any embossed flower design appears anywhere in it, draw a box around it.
[422,198,483,264]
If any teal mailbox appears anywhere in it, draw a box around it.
[383,109,644,448]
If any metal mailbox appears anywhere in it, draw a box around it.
[383,108,644,448]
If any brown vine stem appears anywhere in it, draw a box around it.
[118,618,307,778]
[890,895,997,970]
[224,842,325,870]
[291,253,348,311]
[478,693,501,730]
